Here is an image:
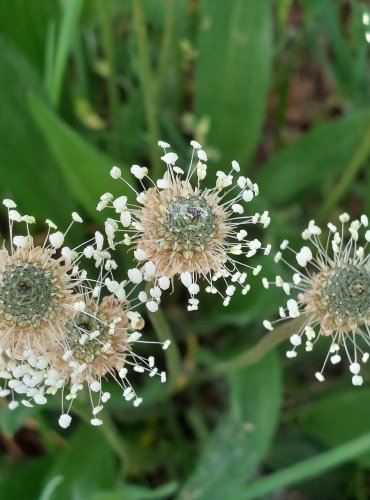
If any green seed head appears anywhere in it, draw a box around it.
[0,263,57,327]
[163,196,215,247]
[320,265,370,326]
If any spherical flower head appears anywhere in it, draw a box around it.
[263,215,370,386]
[50,291,168,428]
[136,179,230,278]
[306,264,370,333]
[0,240,79,356]
[0,202,93,361]
[0,201,146,419]
[103,141,270,310]
[50,296,137,384]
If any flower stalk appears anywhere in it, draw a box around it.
[147,305,183,391]
[132,0,161,176]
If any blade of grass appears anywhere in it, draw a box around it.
[44,21,56,93]
[241,432,370,500]
[45,0,84,106]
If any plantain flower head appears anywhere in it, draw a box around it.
[0,201,90,356]
[0,200,112,411]
[51,286,169,428]
[101,141,271,311]
[263,214,370,385]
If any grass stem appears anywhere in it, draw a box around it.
[132,0,161,176]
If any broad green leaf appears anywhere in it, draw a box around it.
[43,423,117,500]
[28,93,132,223]
[0,35,75,225]
[195,0,272,167]
[289,388,370,467]
[257,111,370,205]
[179,352,282,499]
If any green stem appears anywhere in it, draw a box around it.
[242,432,370,500]
[317,124,370,220]
[132,0,161,176]
[72,402,129,468]
[186,317,304,388]
[148,306,183,391]
[99,411,130,469]
[95,0,120,156]
[112,317,304,417]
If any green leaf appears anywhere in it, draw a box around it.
[302,0,369,102]
[0,35,75,225]
[0,405,39,436]
[257,111,370,205]
[289,388,370,467]
[0,457,52,500]
[28,93,132,223]
[45,0,84,106]
[0,0,57,71]
[88,481,178,500]
[179,352,282,500]
[39,476,65,500]
[241,432,370,500]
[195,0,272,167]
[43,423,117,500]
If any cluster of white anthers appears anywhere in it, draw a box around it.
[100,140,271,311]
[263,214,370,386]
[0,200,169,428]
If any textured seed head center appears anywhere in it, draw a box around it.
[0,263,56,327]
[319,265,370,327]
[66,312,110,363]
[164,196,215,247]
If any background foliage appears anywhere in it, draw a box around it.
[0,0,370,498]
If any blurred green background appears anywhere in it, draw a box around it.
[0,0,370,498]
